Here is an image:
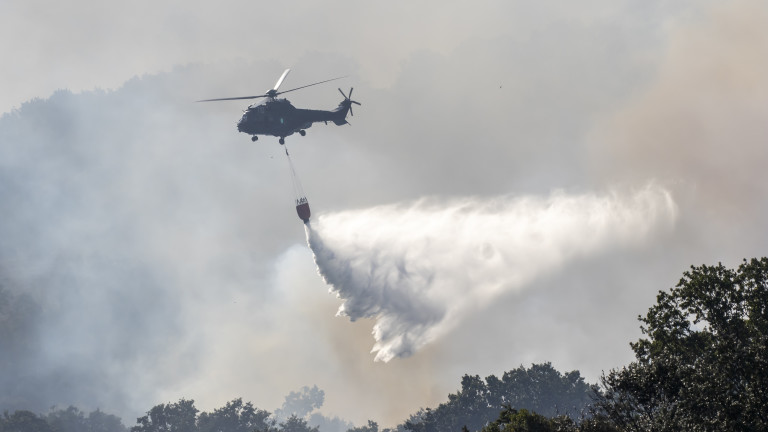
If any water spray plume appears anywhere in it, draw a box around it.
[306,185,677,361]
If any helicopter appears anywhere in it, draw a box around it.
[197,69,360,144]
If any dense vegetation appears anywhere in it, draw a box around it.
[593,258,768,431]
[2,258,767,432]
[403,363,591,432]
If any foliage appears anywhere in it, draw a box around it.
[346,420,378,432]
[0,410,52,432]
[594,258,768,431]
[45,406,126,432]
[132,399,198,432]
[197,398,274,432]
[278,415,319,432]
[403,363,592,432]
[479,407,559,432]
[0,407,127,432]
[85,409,129,432]
[307,413,353,432]
[485,364,592,418]
[129,399,322,432]
[478,406,622,432]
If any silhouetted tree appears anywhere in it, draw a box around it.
[0,407,126,432]
[485,363,592,418]
[131,399,198,432]
[403,364,592,431]
[277,415,318,432]
[45,407,87,432]
[347,420,378,432]
[85,409,128,432]
[594,258,768,431]
[0,410,52,432]
[307,412,353,432]
[478,406,561,432]
[197,398,274,432]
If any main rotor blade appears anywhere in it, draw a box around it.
[352,101,361,105]
[196,95,268,102]
[273,69,291,91]
[196,74,347,102]
[272,75,347,97]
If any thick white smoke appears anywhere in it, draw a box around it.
[307,185,677,362]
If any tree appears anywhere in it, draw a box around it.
[45,407,87,432]
[403,364,592,432]
[277,415,318,432]
[478,406,622,432]
[197,398,274,432]
[0,410,52,432]
[0,407,126,432]
[478,406,566,432]
[347,420,378,432]
[595,258,768,431]
[86,409,128,432]
[131,399,198,432]
[307,412,353,432]
[485,363,592,418]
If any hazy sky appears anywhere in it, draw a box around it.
[2,0,767,429]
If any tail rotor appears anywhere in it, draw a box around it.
[338,87,361,117]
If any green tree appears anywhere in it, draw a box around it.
[478,407,561,432]
[595,258,768,431]
[131,399,198,432]
[197,398,274,432]
[486,363,592,418]
[478,406,619,432]
[403,364,592,432]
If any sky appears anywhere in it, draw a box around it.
[1,0,768,429]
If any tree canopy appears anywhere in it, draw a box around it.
[197,398,274,432]
[403,363,592,432]
[594,258,768,431]
[0,407,127,432]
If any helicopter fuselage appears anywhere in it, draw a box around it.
[237,98,350,141]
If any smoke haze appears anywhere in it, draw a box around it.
[2,0,768,428]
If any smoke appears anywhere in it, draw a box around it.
[307,185,677,362]
[588,0,768,260]
[2,1,763,426]
[271,385,354,432]
[274,385,325,421]
[0,64,310,417]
